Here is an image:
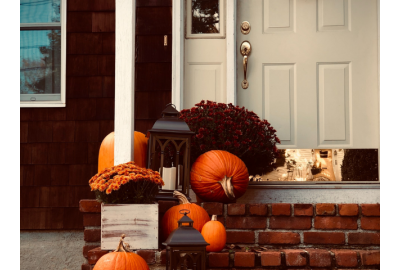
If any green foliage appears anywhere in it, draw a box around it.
[341,149,379,181]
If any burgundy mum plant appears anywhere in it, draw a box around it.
[180,100,281,175]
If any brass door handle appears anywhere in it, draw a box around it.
[240,41,251,89]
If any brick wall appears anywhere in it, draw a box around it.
[79,200,379,269]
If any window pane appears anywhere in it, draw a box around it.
[257,149,379,182]
[20,30,61,98]
[192,0,220,34]
[20,0,61,23]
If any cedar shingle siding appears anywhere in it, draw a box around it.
[21,0,172,230]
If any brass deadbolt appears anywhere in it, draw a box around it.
[241,21,251,35]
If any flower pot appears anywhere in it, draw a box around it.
[101,202,159,250]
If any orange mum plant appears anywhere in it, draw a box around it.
[89,161,164,204]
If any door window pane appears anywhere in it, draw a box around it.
[20,30,61,96]
[20,0,61,23]
[191,0,220,34]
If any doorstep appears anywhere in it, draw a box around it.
[81,247,380,269]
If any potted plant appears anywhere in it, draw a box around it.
[89,161,164,250]
[179,100,280,175]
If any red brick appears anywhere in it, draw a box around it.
[208,253,230,268]
[361,217,380,230]
[137,250,156,264]
[314,216,358,230]
[160,249,166,265]
[259,232,300,245]
[294,204,313,216]
[226,217,266,229]
[158,200,178,214]
[83,245,99,258]
[306,249,331,267]
[360,250,380,265]
[202,202,223,215]
[260,251,281,266]
[234,252,255,267]
[271,203,291,216]
[334,250,358,267]
[284,250,307,267]
[338,204,359,216]
[303,232,345,245]
[226,231,255,244]
[248,203,268,216]
[216,216,225,225]
[316,203,336,215]
[361,204,380,216]
[83,214,101,227]
[84,229,101,242]
[81,263,93,270]
[228,204,246,215]
[348,233,379,245]
[80,200,101,213]
[87,247,109,265]
[269,217,311,230]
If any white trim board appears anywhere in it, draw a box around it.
[114,0,136,165]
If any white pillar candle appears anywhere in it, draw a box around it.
[161,167,176,190]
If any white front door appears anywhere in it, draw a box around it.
[184,0,227,109]
[236,0,379,149]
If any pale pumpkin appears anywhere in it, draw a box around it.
[201,215,226,252]
[161,191,210,241]
[93,234,149,270]
[98,131,148,172]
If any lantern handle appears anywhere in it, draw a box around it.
[164,103,176,109]
[179,209,190,216]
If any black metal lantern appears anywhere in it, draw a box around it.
[147,104,194,196]
[163,209,209,270]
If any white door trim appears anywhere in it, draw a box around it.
[114,0,136,165]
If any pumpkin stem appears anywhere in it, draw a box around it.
[114,234,133,253]
[218,176,235,200]
[211,215,217,221]
[173,190,190,204]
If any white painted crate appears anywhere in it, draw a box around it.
[101,203,159,250]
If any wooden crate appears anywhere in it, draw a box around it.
[101,203,158,250]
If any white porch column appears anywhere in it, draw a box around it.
[171,0,184,111]
[114,0,136,165]
[226,0,237,105]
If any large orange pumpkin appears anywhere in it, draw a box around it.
[93,234,149,270]
[161,191,210,241]
[98,131,148,172]
[190,150,249,203]
[201,215,226,252]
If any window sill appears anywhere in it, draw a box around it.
[20,101,66,108]
[248,181,380,189]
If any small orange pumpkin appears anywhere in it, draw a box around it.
[98,131,148,172]
[201,215,226,252]
[190,150,249,203]
[161,191,210,241]
[93,234,149,270]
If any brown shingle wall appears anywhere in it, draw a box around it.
[135,1,172,134]
[20,0,116,230]
[21,0,173,230]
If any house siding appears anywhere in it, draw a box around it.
[20,0,173,231]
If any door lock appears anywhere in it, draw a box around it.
[240,41,251,89]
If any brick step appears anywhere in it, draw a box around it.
[82,247,379,269]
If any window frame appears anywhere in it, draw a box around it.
[20,0,67,108]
